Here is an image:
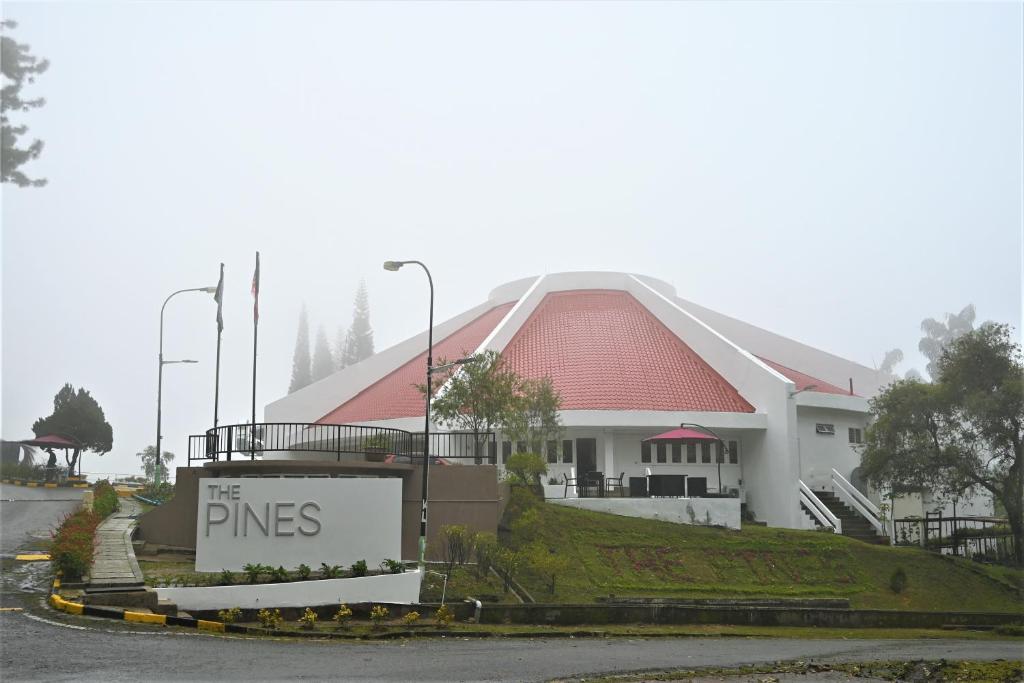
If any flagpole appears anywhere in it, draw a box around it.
[251,252,260,458]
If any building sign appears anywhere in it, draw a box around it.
[195,477,402,572]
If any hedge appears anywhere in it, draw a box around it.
[51,480,119,578]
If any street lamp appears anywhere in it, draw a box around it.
[679,422,729,494]
[156,287,216,488]
[383,259,435,571]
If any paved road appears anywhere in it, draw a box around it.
[0,483,82,556]
[1,609,1021,683]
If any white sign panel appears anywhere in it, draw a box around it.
[195,478,402,572]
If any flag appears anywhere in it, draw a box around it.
[214,263,225,333]
[251,251,260,323]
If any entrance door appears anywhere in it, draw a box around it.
[576,438,597,477]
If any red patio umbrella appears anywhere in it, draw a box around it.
[20,435,83,478]
[642,428,716,442]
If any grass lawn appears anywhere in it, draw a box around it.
[507,501,1024,613]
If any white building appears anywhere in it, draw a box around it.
[267,272,904,538]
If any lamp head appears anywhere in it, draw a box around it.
[201,286,218,294]
[382,261,404,272]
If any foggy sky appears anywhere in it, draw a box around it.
[2,1,1021,480]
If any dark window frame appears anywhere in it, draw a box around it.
[546,440,558,464]
[671,443,682,463]
[641,442,651,464]
[502,441,512,464]
[687,443,697,463]
[728,440,739,464]
[701,442,711,463]
[562,439,574,464]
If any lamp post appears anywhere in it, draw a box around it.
[679,422,728,494]
[383,260,435,571]
[156,287,216,488]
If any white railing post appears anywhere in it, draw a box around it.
[799,479,841,534]
[831,468,884,536]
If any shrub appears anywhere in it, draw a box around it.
[890,567,908,594]
[217,607,242,624]
[92,480,119,518]
[320,562,342,579]
[256,608,283,630]
[434,604,454,627]
[350,559,368,577]
[548,476,559,485]
[298,607,318,629]
[51,509,101,578]
[333,603,353,627]
[369,604,389,626]
[296,563,311,580]
[401,611,420,626]
[217,569,234,585]
[525,543,571,594]
[505,452,547,486]
[473,532,499,578]
[243,563,267,584]
[270,565,289,582]
[441,525,474,573]
[380,558,405,574]
[495,548,524,594]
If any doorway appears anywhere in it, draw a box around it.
[576,438,597,476]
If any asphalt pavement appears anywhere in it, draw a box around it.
[0,482,82,556]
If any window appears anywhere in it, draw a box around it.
[687,443,697,463]
[716,443,724,464]
[671,444,682,463]
[656,443,667,464]
[562,439,573,464]
[488,441,497,465]
[848,428,863,444]
[728,440,739,464]
[546,440,558,464]
[641,442,651,463]
[501,441,511,464]
[816,423,835,436]
[516,441,526,454]
[701,442,711,463]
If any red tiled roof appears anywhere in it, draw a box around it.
[318,303,514,424]
[500,290,754,413]
[756,357,852,395]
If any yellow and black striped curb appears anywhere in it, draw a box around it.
[47,579,247,633]
[2,478,90,488]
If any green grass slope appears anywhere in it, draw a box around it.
[509,502,1023,613]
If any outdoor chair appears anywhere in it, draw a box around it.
[605,472,626,497]
[562,472,577,498]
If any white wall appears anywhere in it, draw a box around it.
[795,407,868,490]
[549,497,741,530]
[156,571,423,611]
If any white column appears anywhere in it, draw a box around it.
[603,430,616,477]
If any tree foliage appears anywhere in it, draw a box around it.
[311,325,334,383]
[136,445,175,483]
[862,324,1023,563]
[338,280,374,369]
[1,21,48,187]
[288,305,312,393]
[919,304,976,380]
[505,377,563,454]
[32,384,113,474]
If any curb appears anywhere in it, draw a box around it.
[2,478,90,488]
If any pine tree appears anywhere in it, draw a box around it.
[288,305,312,393]
[334,324,349,371]
[341,280,374,367]
[311,325,335,383]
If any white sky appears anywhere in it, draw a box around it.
[2,1,1021,480]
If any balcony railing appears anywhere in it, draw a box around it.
[187,423,496,466]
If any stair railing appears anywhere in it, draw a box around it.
[831,468,885,536]
[799,480,841,534]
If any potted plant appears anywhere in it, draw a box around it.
[363,434,390,462]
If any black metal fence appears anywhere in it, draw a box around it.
[893,514,1015,563]
[187,423,496,466]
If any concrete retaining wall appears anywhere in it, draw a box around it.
[549,496,741,530]
[155,570,422,611]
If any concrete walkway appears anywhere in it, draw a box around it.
[88,498,144,590]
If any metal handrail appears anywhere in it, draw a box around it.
[831,468,884,536]
[187,423,495,465]
[799,479,841,533]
